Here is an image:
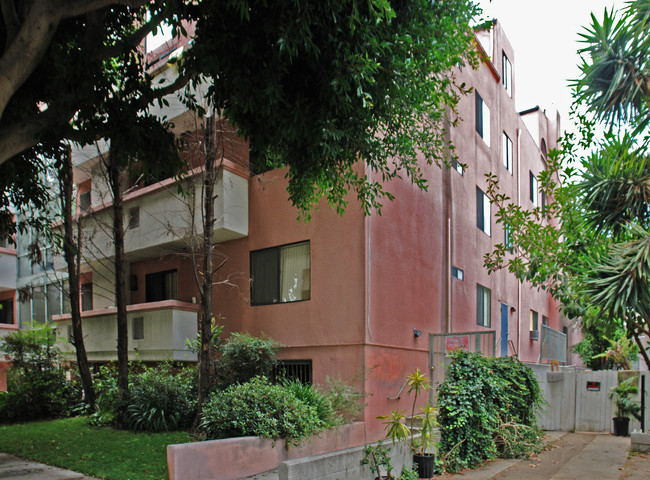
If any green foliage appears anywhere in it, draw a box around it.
[436,351,543,473]
[0,416,192,480]
[187,0,481,216]
[281,379,334,426]
[217,332,281,387]
[361,442,394,480]
[321,376,364,425]
[378,368,437,455]
[0,323,78,422]
[200,376,325,445]
[574,0,650,129]
[610,377,642,420]
[123,364,197,432]
[91,363,197,432]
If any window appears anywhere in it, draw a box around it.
[475,92,491,146]
[529,172,538,206]
[251,241,311,306]
[542,315,549,326]
[504,224,513,252]
[145,269,177,302]
[530,310,539,331]
[451,266,464,281]
[477,284,491,327]
[476,187,491,236]
[0,299,13,324]
[452,159,464,175]
[128,207,140,229]
[502,52,512,96]
[502,133,513,174]
[133,317,144,340]
[79,191,91,211]
[272,360,313,384]
[0,236,14,249]
[81,283,93,311]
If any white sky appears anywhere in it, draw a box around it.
[478,0,623,134]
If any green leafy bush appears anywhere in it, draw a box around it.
[437,351,543,472]
[282,379,334,426]
[217,333,281,387]
[200,377,324,445]
[123,364,197,432]
[89,365,119,427]
[0,324,78,422]
[91,363,197,431]
[322,376,364,425]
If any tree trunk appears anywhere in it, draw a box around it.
[107,146,129,422]
[60,145,96,407]
[197,115,217,413]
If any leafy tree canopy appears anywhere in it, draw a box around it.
[0,0,482,236]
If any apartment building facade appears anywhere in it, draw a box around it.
[9,20,578,435]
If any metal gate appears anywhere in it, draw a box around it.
[429,331,496,404]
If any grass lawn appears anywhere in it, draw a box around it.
[0,416,193,479]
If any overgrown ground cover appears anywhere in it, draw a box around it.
[0,416,192,480]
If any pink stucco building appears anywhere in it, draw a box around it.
[22,20,578,438]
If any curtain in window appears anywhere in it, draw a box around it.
[164,270,178,300]
[280,243,310,302]
[251,249,279,304]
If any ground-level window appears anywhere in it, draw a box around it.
[477,284,491,327]
[145,269,177,302]
[272,360,313,385]
[251,241,310,305]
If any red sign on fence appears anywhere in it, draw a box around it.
[445,335,469,352]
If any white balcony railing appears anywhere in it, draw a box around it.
[52,300,199,362]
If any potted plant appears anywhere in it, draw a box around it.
[379,369,437,479]
[361,442,394,479]
[610,376,641,436]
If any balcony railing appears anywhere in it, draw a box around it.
[52,300,199,362]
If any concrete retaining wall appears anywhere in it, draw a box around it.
[280,442,411,480]
[167,422,366,480]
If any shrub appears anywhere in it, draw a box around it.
[200,376,324,445]
[123,364,197,432]
[282,379,334,426]
[89,365,119,427]
[437,351,543,472]
[217,333,281,387]
[0,323,78,422]
[322,376,364,425]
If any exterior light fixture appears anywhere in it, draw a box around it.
[413,328,423,338]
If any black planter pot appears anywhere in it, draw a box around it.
[413,453,435,479]
[613,417,630,437]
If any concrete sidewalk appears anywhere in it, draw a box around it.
[0,453,99,480]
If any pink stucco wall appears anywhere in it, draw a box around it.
[167,422,366,480]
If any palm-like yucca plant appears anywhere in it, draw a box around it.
[378,368,437,456]
[575,0,650,129]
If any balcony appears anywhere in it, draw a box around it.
[52,300,199,362]
[78,164,248,263]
